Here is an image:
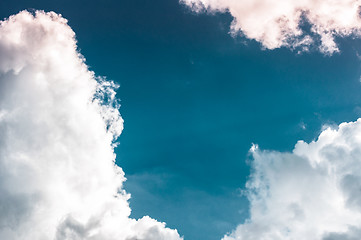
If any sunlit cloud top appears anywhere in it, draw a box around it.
[0,10,182,240]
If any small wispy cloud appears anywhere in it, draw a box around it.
[181,0,361,54]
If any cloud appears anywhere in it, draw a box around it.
[223,119,361,240]
[181,0,361,54]
[0,10,182,240]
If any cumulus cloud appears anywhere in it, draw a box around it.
[181,0,361,54]
[223,119,361,240]
[0,10,182,240]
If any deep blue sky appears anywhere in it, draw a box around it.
[2,1,361,239]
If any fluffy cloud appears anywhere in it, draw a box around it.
[223,119,361,240]
[181,0,361,54]
[0,10,182,240]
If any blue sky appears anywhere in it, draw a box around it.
[2,1,361,240]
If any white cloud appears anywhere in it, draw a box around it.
[223,119,361,240]
[181,0,361,54]
[0,10,182,240]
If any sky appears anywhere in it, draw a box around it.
[2,1,361,240]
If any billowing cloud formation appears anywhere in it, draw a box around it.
[224,119,361,240]
[0,10,182,240]
[181,0,361,54]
